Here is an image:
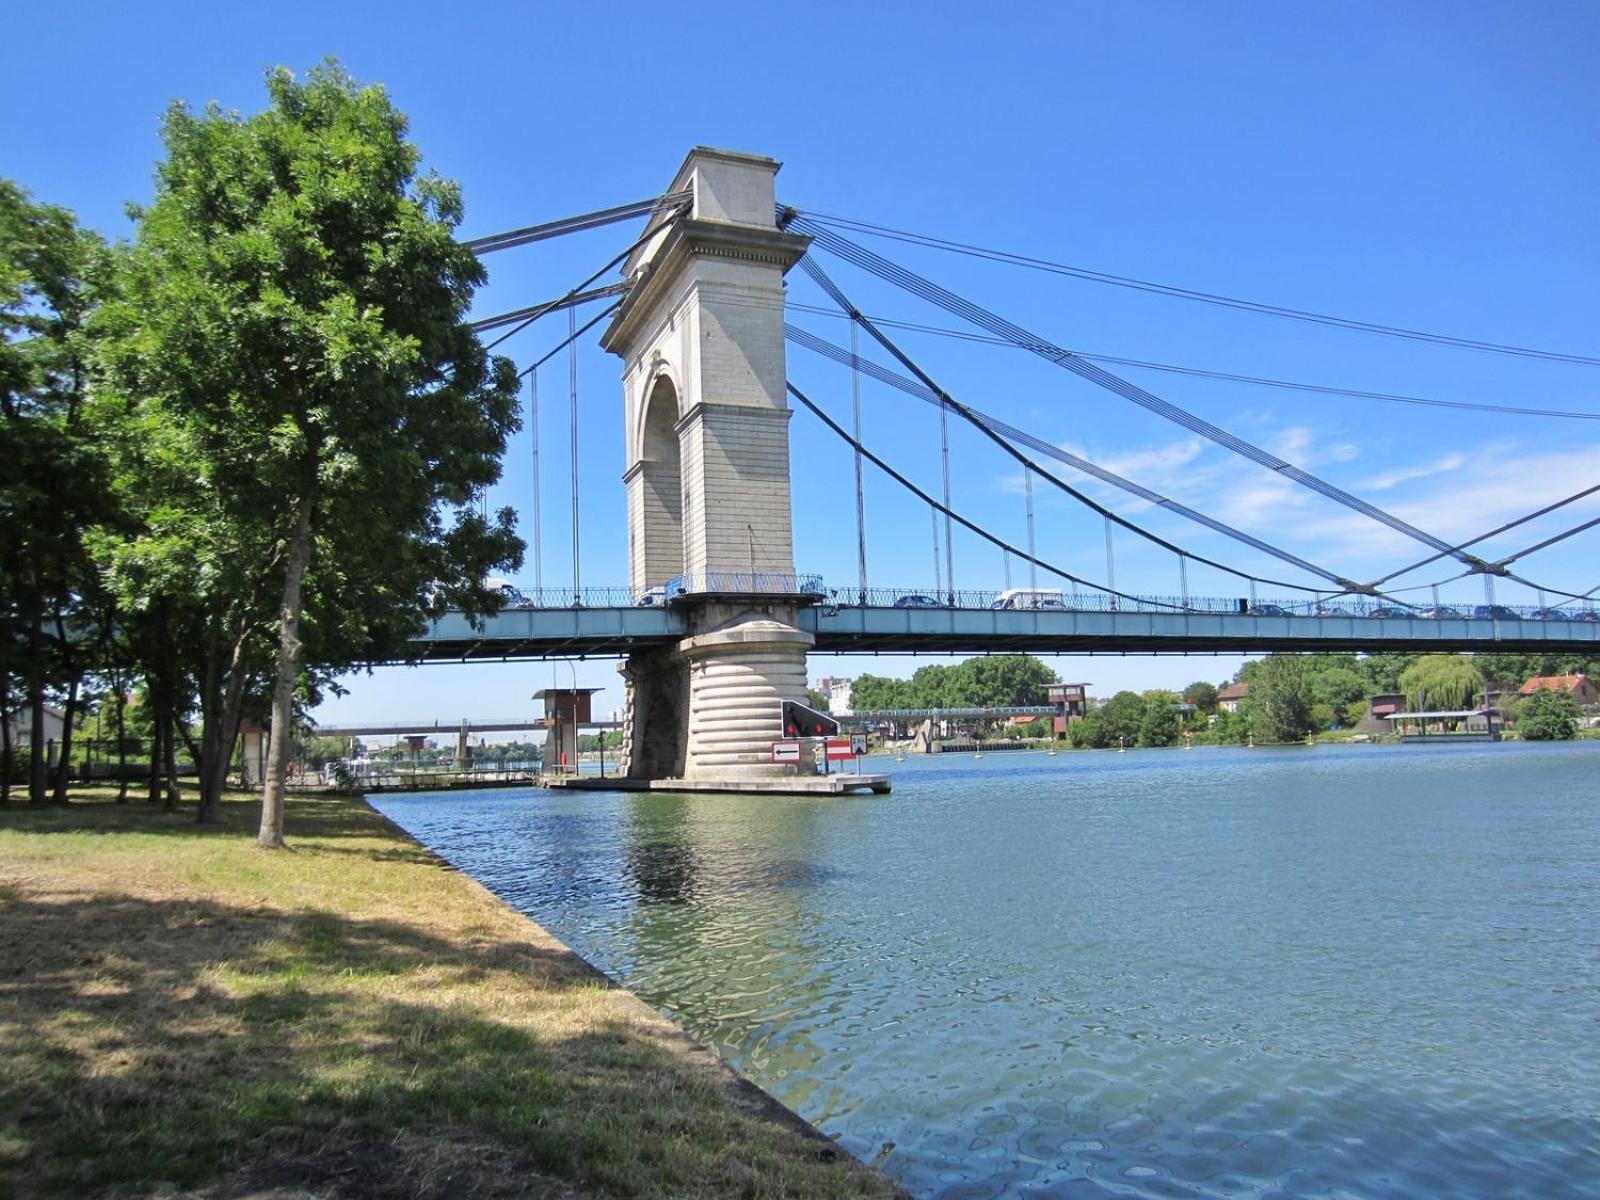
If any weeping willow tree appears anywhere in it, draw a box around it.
[1399,655,1485,711]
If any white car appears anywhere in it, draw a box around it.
[990,588,1067,611]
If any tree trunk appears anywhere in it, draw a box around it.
[1,667,12,807]
[163,707,182,812]
[27,607,47,806]
[50,671,80,805]
[146,684,164,805]
[115,672,129,803]
[259,494,314,850]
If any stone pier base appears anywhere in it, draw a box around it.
[619,602,818,786]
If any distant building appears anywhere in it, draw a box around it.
[1367,692,1405,721]
[4,704,66,750]
[1217,682,1249,713]
[1519,674,1599,706]
[815,676,854,715]
[1047,682,1090,734]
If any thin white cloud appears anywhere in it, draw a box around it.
[1357,454,1467,492]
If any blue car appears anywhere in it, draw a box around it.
[1247,603,1291,617]
[893,594,941,608]
[1473,605,1520,621]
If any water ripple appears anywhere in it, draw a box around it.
[376,742,1600,1198]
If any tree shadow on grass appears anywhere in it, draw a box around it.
[0,791,440,863]
[0,888,892,1200]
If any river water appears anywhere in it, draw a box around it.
[373,741,1600,1198]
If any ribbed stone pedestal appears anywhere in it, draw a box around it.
[681,612,814,780]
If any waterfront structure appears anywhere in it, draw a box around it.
[1047,682,1090,734]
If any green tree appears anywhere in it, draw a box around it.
[96,63,522,844]
[1183,680,1219,714]
[1249,655,1316,742]
[963,655,1058,707]
[0,179,114,806]
[1399,655,1484,712]
[850,674,912,712]
[1099,691,1145,747]
[1137,697,1181,747]
[1518,690,1579,741]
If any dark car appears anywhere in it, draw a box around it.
[1571,609,1600,623]
[1473,604,1520,621]
[893,594,941,608]
[1528,607,1571,621]
[1247,603,1291,617]
[1418,606,1464,619]
[1368,605,1410,619]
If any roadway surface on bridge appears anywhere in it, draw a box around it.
[401,603,1600,663]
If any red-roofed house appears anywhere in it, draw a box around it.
[1217,682,1249,713]
[1519,674,1599,706]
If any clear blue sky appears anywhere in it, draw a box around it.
[7,1,1599,726]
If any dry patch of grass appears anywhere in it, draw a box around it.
[0,790,903,1199]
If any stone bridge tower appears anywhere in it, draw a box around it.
[600,147,817,783]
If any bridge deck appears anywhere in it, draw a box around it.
[402,605,1600,663]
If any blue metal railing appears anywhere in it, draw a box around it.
[474,581,1600,621]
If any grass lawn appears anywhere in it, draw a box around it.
[0,789,903,1199]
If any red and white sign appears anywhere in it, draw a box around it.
[771,740,802,764]
[825,736,856,762]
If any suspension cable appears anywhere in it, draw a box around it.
[850,321,868,604]
[1364,482,1600,588]
[788,382,1186,611]
[470,283,628,334]
[519,300,623,379]
[569,305,580,605]
[465,191,691,255]
[781,301,1600,422]
[529,370,542,595]
[788,208,1600,369]
[483,211,682,352]
[786,217,1495,574]
[786,322,1350,594]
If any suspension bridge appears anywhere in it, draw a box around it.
[416,147,1597,791]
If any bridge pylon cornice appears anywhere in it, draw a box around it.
[600,218,811,355]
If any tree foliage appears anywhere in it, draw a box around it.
[847,655,1057,712]
[1248,655,1316,742]
[94,62,523,842]
[0,179,114,805]
[1518,690,1579,741]
[1399,655,1484,713]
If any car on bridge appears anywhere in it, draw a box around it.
[1246,602,1291,617]
[1541,607,1591,621]
[486,578,534,609]
[1474,604,1521,621]
[990,588,1068,611]
[637,586,668,607]
[893,594,942,608]
[1419,605,1465,619]
[1368,605,1412,618]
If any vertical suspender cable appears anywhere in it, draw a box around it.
[1179,553,1189,610]
[1025,468,1038,593]
[931,506,942,595]
[569,306,581,604]
[851,320,868,604]
[940,401,954,602]
[530,370,543,598]
[1003,547,1012,589]
[1104,516,1116,606]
